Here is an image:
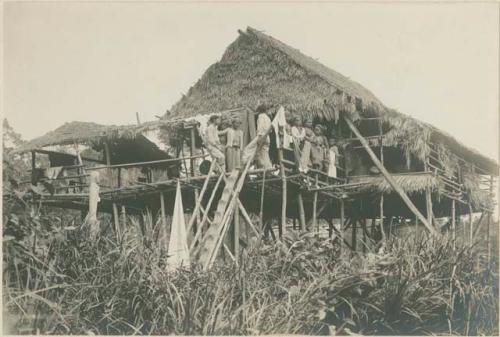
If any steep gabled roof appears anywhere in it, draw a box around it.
[163,27,497,175]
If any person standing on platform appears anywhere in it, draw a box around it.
[225,118,244,172]
[205,115,228,173]
[327,138,339,178]
[311,125,328,171]
[299,118,314,172]
[255,106,273,170]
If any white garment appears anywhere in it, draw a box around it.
[167,181,190,271]
[45,166,63,180]
[291,126,306,141]
[327,147,338,178]
[257,113,272,144]
[271,106,291,148]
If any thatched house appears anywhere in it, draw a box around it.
[161,27,496,206]
[9,27,498,264]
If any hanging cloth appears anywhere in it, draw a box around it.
[271,106,291,148]
[167,180,190,271]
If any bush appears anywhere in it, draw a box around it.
[3,210,498,335]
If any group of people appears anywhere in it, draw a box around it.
[201,107,339,178]
[286,115,339,177]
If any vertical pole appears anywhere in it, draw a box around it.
[340,199,345,256]
[234,203,240,260]
[487,176,493,263]
[135,112,141,124]
[31,151,36,184]
[278,148,287,238]
[259,172,266,230]
[160,192,167,249]
[121,206,126,229]
[312,174,318,232]
[297,192,306,231]
[380,195,386,241]
[451,199,456,240]
[468,203,473,246]
[362,218,367,253]
[351,217,357,252]
[190,127,200,232]
[113,204,120,238]
[104,141,120,237]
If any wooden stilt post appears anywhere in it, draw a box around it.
[362,219,367,253]
[278,148,287,238]
[312,174,319,232]
[160,192,167,248]
[104,141,120,237]
[112,204,120,238]
[344,116,437,235]
[487,176,493,263]
[351,217,357,252]
[121,206,126,228]
[297,193,306,231]
[234,203,240,259]
[190,127,200,233]
[451,199,456,243]
[468,203,473,246]
[340,199,345,254]
[380,195,386,241]
[259,171,266,231]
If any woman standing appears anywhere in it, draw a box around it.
[226,118,244,172]
[204,115,228,172]
[299,119,315,172]
[310,125,328,171]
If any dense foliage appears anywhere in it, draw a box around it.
[3,206,498,335]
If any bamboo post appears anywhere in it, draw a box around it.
[362,219,367,253]
[340,199,345,254]
[351,217,357,252]
[468,203,473,246]
[233,203,240,259]
[297,193,306,231]
[487,176,493,263]
[121,206,126,229]
[259,171,266,230]
[190,127,200,233]
[160,192,167,249]
[312,174,319,232]
[278,148,287,238]
[380,196,386,241]
[451,199,456,243]
[104,141,120,237]
[344,116,438,235]
[30,151,36,184]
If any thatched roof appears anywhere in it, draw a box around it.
[12,121,160,153]
[162,26,497,175]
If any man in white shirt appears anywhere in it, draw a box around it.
[256,107,273,169]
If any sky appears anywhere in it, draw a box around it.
[3,2,499,161]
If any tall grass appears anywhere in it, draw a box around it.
[3,208,498,335]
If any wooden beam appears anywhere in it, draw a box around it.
[344,116,438,235]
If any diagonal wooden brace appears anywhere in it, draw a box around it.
[344,116,439,236]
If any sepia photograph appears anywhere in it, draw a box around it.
[2,2,499,335]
